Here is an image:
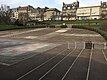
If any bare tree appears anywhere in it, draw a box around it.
[0,11,11,24]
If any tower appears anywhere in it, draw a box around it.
[76,0,79,8]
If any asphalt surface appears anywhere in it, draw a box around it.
[89,49,107,80]
[0,28,107,80]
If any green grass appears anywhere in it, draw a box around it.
[0,25,36,31]
[0,24,39,31]
[0,25,20,31]
[43,19,101,25]
[0,24,54,31]
[41,19,103,29]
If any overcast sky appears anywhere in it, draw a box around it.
[0,0,107,10]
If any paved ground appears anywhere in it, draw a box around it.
[0,28,107,80]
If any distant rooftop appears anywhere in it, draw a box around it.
[46,8,60,12]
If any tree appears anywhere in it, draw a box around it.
[100,20,107,31]
[18,13,30,25]
[0,11,11,24]
[101,13,107,19]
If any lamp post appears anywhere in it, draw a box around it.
[89,8,92,26]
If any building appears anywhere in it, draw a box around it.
[35,7,49,21]
[10,8,18,19]
[44,8,60,20]
[62,1,107,20]
[76,1,107,20]
[76,6,101,20]
[18,5,37,21]
[62,1,79,20]
[8,1,107,22]
[10,6,49,21]
[101,1,107,19]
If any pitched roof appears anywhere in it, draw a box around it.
[46,8,60,12]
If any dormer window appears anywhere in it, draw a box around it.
[72,6,75,9]
[63,7,66,10]
[68,7,70,9]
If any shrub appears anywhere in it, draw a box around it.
[100,20,107,31]
[60,25,68,28]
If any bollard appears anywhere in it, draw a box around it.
[104,42,106,50]
[67,42,70,50]
[84,42,85,49]
[75,42,77,49]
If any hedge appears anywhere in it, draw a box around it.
[0,24,56,31]
[60,25,68,28]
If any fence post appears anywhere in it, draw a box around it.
[75,42,77,49]
[92,42,94,50]
[84,42,85,49]
[104,42,106,50]
[67,42,70,50]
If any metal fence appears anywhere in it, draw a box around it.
[62,42,107,50]
[93,42,106,49]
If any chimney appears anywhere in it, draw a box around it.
[63,2,65,6]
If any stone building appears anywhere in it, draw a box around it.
[44,8,60,20]
[9,1,107,22]
[101,1,107,19]
[35,7,49,21]
[18,5,37,21]
[10,8,18,20]
[62,1,79,20]
[10,6,49,21]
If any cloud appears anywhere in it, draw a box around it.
[56,0,107,7]
[0,0,20,4]
[0,0,107,9]
[56,0,77,4]
[0,0,21,8]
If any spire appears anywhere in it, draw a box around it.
[76,0,79,2]
[63,2,65,6]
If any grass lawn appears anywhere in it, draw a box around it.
[0,25,25,31]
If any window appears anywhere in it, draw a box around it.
[68,7,70,9]
[63,7,66,10]
[72,6,75,9]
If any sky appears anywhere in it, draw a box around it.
[0,0,107,10]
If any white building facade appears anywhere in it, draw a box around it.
[76,6,101,20]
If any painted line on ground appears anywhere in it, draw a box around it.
[61,48,84,80]
[38,48,76,80]
[102,50,107,62]
[86,49,93,80]
[60,33,101,37]
[0,62,10,66]
[0,28,45,37]
[16,48,68,80]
